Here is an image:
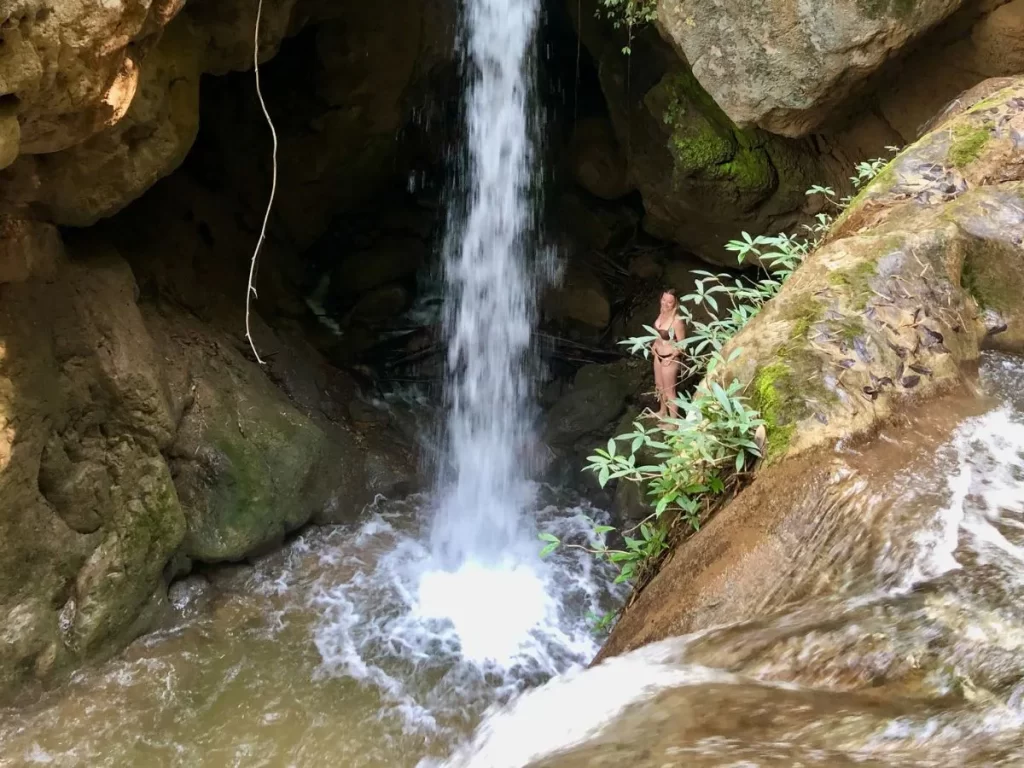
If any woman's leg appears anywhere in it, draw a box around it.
[663,359,680,419]
[654,355,667,417]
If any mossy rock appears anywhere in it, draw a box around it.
[173,359,331,562]
[835,76,1024,240]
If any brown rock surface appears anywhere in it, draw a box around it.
[599,76,1024,659]
[656,0,968,137]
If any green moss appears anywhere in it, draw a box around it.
[948,124,991,169]
[659,70,773,194]
[857,0,916,19]
[752,362,797,462]
[786,294,824,340]
[829,258,879,310]
[670,125,733,171]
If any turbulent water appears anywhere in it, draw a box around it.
[433,0,545,563]
[0,491,621,767]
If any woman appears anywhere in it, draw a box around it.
[652,289,686,420]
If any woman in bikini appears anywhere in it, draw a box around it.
[652,288,686,420]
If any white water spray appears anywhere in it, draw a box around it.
[305,0,624,735]
[431,0,544,564]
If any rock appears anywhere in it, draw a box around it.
[628,252,663,280]
[568,117,632,200]
[0,215,61,283]
[142,305,334,563]
[0,0,185,155]
[185,0,303,75]
[194,0,455,251]
[0,239,186,694]
[657,0,968,137]
[331,236,427,300]
[0,16,201,225]
[0,116,19,170]
[544,360,646,446]
[544,260,612,330]
[705,76,1024,464]
[168,574,212,617]
[875,1,1024,141]
[555,192,639,250]
[571,6,841,265]
[348,283,411,325]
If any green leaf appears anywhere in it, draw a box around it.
[538,532,559,543]
[539,542,558,558]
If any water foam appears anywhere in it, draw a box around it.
[312,494,623,735]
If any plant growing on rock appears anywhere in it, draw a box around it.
[597,0,658,54]
[540,152,898,620]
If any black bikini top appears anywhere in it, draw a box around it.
[655,325,671,340]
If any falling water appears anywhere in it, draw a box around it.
[431,0,544,563]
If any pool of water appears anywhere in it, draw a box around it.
[0,490,622,767]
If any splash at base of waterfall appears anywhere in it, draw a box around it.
[0,490,621,767]
[312,489,623,735]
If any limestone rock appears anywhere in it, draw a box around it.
[0,215,61,282]
[877,0,1024,141]
[571,6,843,265]
[657,0,968,136]
[0,17,201,225]
[706,76,1024,463]
[0,0,185,155]
[0,116,19,170]
[185,0,303,75]
[0,239,186,694]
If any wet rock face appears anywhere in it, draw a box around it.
[656,0,969,137]
[570,3,844,265]
[0,241,185,694]
[0,217,414,697]
[0,0,454,236]
[703,76,1024,464]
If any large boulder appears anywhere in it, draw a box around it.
[0,0,185,155]
[702,76,1024,463]
[544,360,647,447]
[571,3,844,264]
[0,16,201,225]
[0,237,186,694]
[656,0,970,137]
[599,75,1024,660]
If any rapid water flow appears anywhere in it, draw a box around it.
[432,0,542,565]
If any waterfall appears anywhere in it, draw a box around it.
[431,0,544,564]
